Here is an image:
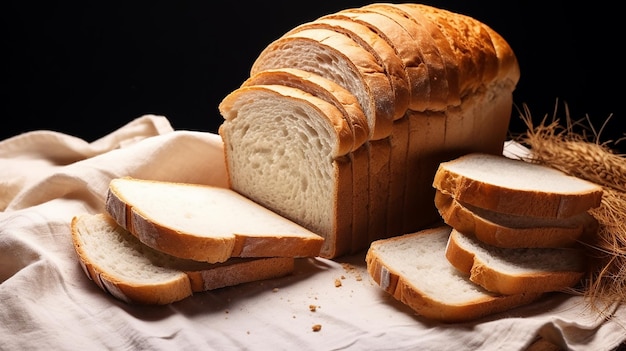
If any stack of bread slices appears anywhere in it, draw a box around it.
[71,177,324,305]
[365,153,604,322]
[218,3,520,259]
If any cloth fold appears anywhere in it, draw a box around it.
[1,116,624,351]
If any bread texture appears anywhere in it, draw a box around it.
[433,153,604,219]
[71,213,295,305]
[366,226,543,323]
[434,190,596,248]
[105,177,324,263]
[445,229,587,295]
[220,3,520,258]
[240,68,371,256]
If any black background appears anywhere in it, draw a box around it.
[3,1,624,152]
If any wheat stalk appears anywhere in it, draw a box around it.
[513,101,626,309]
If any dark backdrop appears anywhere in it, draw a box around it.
[3,1,624,152]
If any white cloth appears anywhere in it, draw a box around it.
[1,115,624,351]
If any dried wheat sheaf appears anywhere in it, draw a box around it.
[512,102,626,311]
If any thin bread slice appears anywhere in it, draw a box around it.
[105,177,325,263]
[366,226,543,323]
[71,213,295,305]
[219,84,352,259]
[434,190,596,248]
[445,229,587,295]
[284,16,411,121]
[240,68,371,255]
[328,8,432,112]
[250,26,395,140]
[432,153,604,219]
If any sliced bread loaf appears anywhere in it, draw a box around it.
[434,190,596,248]
[221,4,520,258]
[433,153,604,219]
[105,177,324,263]
[445,229,587,295]
[366,226,543,323]
[71,213,295,305]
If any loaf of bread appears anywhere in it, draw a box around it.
[365,226,543,323]
[71,213,295,305]
[219,3,520,258]
[105,177,324,263]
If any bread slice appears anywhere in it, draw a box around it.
[284,17,411,122]
[434,190,597,248]
[366,226,543,323]
[326,8,432,112]
[250,26,395,141]
[240,68,370,255]
[445,229,587,295]
[105,177,325,263]
[432,153,604,219]
[71,213,295,305]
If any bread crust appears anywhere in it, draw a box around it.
[366,227,543,323]
[362,4,449,111]
[407,4,499,97]
[445,229,586,295]
[435,190,593,248]
[432,153,604,219]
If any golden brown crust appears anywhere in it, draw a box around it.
[367,138,391,245]
[360,4,449,111]
[406,4,499,98]
[394,3,461,106]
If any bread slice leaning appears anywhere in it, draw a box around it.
[366,226,543,323]
[434,190,596,248]
[445,229,587,295]
[432,153,604,219]
[71,213,295,305]
[105,177,324,263]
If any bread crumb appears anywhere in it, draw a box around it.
[309,304,317,312]
[312,324,322,332]
[334,278,342,287]
[272,288,279,292]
